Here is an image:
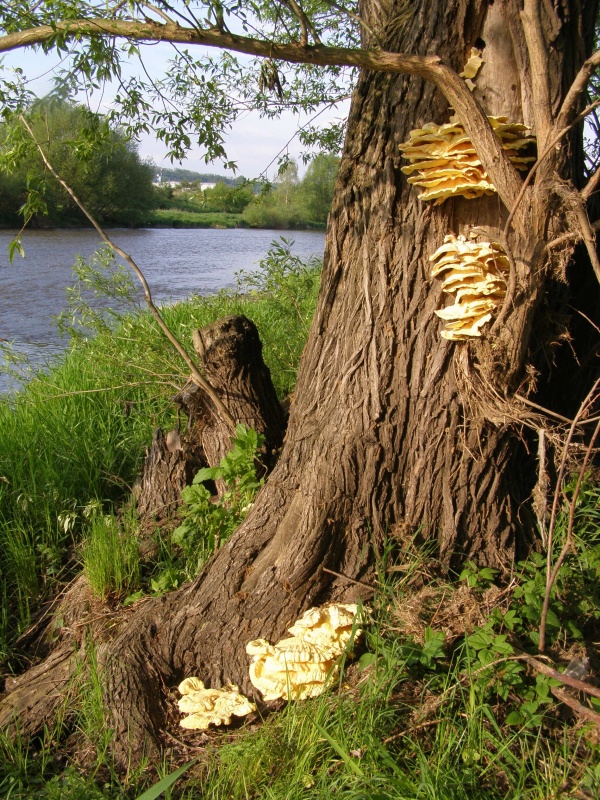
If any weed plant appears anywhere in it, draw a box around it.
[0,239,320,655]
[168,425,265,584]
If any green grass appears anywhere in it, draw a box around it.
[1,531,600,800]
[146,209,244,228]
[83,512,140,600]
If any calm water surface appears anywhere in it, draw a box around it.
[0,228,325,392]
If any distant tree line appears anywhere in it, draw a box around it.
[155,157,339,228]
[0,99,339,229]
[156,167,243,185]
[0,99,156,227]
[242,156,339,228]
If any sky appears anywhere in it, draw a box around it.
[1,36,351,180]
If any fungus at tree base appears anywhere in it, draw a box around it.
[246,603,362,701]
[177,677,256,730]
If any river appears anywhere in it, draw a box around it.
[0,227,325,392]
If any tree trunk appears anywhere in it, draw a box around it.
[2,0,598,767]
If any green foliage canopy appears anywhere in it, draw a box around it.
[0,1,357,172]
[0,99,156,226]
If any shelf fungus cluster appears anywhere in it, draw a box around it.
[177,677,256,730]
[399,115,535,203]
[430,234,510,340]
[246,603,361,701]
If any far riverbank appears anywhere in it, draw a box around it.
[0,209,327,232]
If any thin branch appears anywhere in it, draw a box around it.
[138,1,176,24]
[539,389,600,652]
[534,428,549,546]
[547,218,600,250]
[556,49,600,132]
[283,0,320,46]
[540,376,600,651]
[490,235,519,331]
[323,0,381,48]
[582,164,600,202]
[322,567,374,591]
[259,100,346,179]
[573,198,600,285]
[286,0,309,46]
[19,115,236,431]
[513,393,573,425]
[518,651,600,699]
[504,98,600,238]
[551,686,600,726]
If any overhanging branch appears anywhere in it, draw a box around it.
[0,16,523,209]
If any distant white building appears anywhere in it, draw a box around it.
[152,175,219,191]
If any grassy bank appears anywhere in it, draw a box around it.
[0,240,321,659]
[1,243,600,799]
[2,532,600,800]
[145,209,244,228]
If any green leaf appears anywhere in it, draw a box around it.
[123,590,145,607]
[172,524,189,544]
[134,759,197,800]
[358,652,377,670]
[193,466,222,483]
[505,710,524,725]
[544,608,561,629]
[8,237,25,263]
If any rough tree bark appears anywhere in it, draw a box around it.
[135,314,286,520]
[2,0,599,766]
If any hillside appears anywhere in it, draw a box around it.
[154,166,246,185]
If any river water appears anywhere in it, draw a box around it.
[0,228,325,392]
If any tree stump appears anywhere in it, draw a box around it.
[136,315,286,520]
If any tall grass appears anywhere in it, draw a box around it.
[0,239,321,654]
[83,513,140,599]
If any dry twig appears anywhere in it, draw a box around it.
[539,377,600,652]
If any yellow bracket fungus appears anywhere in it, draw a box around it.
[460,46,485,90]
[246,603,361,701]
[177,677,256,730]
[399,115,535,204]
[430,234,509,340]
